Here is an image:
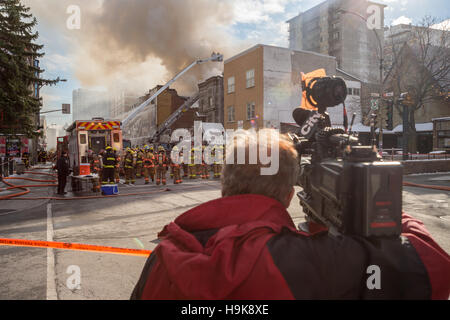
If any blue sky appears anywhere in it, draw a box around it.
[25,0,449,126]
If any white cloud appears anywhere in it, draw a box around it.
[231,0,296,24]
[391,16,412,26]
[431,19,450,31]
[42,53,73,72]
[41,93,63,103]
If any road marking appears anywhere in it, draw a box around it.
[46,203,58,300]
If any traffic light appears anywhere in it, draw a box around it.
[385,100,394,131]
[62,104,71,114]
[399,92,414,107]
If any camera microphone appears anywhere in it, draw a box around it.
[292,108,312,126]
[292,108,321,140]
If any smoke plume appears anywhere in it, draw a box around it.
[26,0,247,95]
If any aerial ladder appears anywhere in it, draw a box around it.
[149,92,200,143]
[121,52,223,143]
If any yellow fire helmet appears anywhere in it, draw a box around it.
[158,146,165,151]
[105,146,112,151]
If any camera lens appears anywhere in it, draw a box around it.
[307,76,347,111]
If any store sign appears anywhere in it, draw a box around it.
[6,139,20,157]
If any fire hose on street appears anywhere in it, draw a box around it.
[1,167,448,201]
[0,168,219,200]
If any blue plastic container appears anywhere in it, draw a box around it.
[101,184,119,195]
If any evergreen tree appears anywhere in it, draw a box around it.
[0,0,59,137]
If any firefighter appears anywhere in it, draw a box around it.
[171,146,182,184]
[135,147,144,179]
[114,148,121,184]
[201,145,209,179]
[92,152,101,175]
[124,148,135,185]
[213,145,224,178]
[188,146,196,179]
[182,153,188,178]
[155,146,168,185]
[149,146,156,183]
[88,150,94,172]
[101,146,117,185]
[194,145,202,178]
[143,145,154,185]
[22,151,30,170]
[98,149,106,178]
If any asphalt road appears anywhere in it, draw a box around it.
[0,167,449,300]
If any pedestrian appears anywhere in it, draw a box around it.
[131,129,450,300]
[55,151,70,195]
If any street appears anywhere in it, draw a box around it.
[0,167,449,300]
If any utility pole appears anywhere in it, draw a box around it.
[399,92,412,160]
[338,9,384,153]
[401,104,409,160]
[378,55,384,153]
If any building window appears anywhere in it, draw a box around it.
[246,102,256,120]
[353,88,360,96]
[208,111,215,122]
[209,96,213,108]
[333,32,339,40]
[79,134,87,145]
[348,88,353,95]
[227,76,235,93]
[246,69,255,88]
[227,106,235,122]
[34,83,39,97]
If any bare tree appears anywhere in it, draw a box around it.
[384,16,450,152]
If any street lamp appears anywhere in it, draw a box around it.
[337,9,384,153]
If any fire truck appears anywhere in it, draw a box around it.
[66,118,123,175]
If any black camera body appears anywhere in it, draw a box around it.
[292,76,403,238]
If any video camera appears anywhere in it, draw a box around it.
[290,70,403,238]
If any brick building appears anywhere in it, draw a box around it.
[223,44,338,131]
[123,86,195,145]
[196,76,224,124]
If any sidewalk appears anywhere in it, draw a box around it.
[0,165,56,214]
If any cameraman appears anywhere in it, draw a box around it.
[131,129,450,300]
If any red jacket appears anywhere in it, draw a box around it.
[131,194,450,300]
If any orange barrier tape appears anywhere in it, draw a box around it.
[0,238,152,257]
